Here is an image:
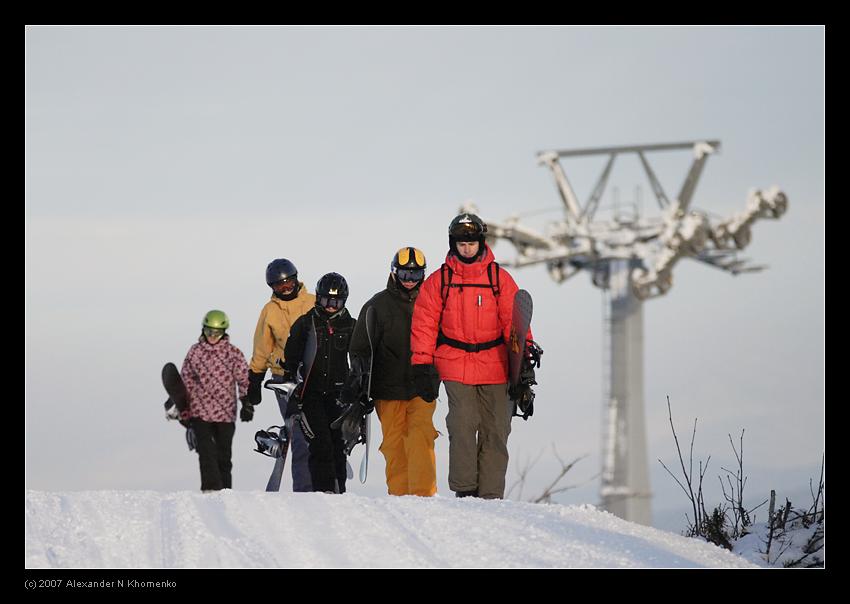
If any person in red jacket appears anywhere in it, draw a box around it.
[410,213,531,499]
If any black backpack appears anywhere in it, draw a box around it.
[439,261,501,308]
[436,261,504,353]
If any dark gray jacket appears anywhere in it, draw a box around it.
[350,275,420,401]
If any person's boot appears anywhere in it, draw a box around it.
[455,489,478,498]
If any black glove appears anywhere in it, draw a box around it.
[248,371,265,406]
[337,356,368,408]
[412,364,440,403]
[239,396,254,422]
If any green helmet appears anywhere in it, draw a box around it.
[202,310,230,330]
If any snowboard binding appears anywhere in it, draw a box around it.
[511,340,544,421]
[164,399,180,420]
[525,340,543,370]
[254,425,289,458]
[340,412,369,456]
[263,377,300,403]
[185,426,197,451]
[164,398,190,425]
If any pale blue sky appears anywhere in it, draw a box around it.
[25,26,824,531]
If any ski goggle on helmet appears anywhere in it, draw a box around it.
[448,213,487,241]
[271,275,298,295]
[202,310,229,338]
[316,272,349,311]
[391,246,426,282]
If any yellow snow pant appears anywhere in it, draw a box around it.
[374,397,439,497]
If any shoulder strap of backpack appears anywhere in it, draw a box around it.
[441,262,500,304]
[440,263,452,309]
[487,261,501,298]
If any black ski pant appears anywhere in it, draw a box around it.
[191,419,236,491]
[302,392,347,493]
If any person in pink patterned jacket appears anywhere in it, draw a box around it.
[181,310,251,492]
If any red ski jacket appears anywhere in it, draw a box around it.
[411,245,530,385]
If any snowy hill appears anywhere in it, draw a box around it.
[26,490,760,569]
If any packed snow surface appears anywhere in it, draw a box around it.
[26,490,759,569]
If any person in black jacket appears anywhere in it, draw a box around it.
[337,247,439,496]
[282,273,356,494]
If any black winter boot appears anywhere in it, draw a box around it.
[455,489,478,498]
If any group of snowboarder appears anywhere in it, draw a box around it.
[165,212,541,498]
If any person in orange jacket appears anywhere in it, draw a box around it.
[248,259,316,492]
[338,247,439,497]
[410,213,531,499]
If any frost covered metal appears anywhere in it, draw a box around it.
[473,140,787,526]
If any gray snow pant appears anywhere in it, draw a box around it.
[276,390,313,492]
[443,381,512,499]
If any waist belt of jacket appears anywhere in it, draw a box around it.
[437,330,504,353]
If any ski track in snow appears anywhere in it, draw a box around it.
[25,490,760,569]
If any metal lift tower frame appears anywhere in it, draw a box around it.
[470,140,788,525]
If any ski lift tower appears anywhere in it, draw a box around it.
[468,141,787,525]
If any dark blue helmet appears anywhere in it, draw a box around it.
[266,259,298,286]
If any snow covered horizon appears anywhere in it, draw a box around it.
[26,489,761,569]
